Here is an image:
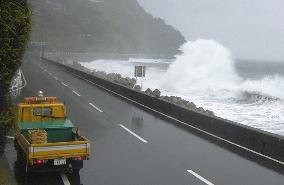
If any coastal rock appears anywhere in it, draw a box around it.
[69,61,215,116]
[160,95,214,116]
[145,88,153,95]
[153,89,161,98]
[134,85,142,91]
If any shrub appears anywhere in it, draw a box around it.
[0,0,31,128]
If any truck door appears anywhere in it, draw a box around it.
[22,107,32,121]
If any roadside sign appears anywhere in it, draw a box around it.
[28,42,47,57]
[134,66,146,77]
[29,42,47,46]
[134,65,146,89]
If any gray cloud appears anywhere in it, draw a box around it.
[138,0,284,61]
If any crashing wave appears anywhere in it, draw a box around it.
[236,91,280,104]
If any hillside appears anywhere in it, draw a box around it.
[30,0,185,57]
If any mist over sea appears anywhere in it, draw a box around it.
[81,40,284,136]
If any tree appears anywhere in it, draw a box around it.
[0,0,31,128]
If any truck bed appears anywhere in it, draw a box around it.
[19,119,74,142]
[16,119,90,160]
[17,129,90,160]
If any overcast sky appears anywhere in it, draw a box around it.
[138,0,284,61]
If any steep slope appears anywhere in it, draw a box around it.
[30,0,185,57]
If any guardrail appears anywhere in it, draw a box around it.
[43,57,284,164]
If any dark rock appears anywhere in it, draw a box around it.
[145,88,153,95]
[160,94,214,116]
[69,61,215,117]
[153,89,161,98]
[206,110,215,116]
[134,85,142,91]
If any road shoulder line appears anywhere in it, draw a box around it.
[10,69,27,92]
[60,173,71,185]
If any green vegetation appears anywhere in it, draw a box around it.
[0,161,9,185]
[31,0,185,57]
[0,0,31,128]
[0,97,16,130]
[0,174,9,185]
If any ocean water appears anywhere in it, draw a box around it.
[81,40,284,136]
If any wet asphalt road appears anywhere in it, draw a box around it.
[7,56,284,185]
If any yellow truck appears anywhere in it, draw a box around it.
[14,91,90,173]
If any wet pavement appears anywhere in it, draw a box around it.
[5,55,284,185]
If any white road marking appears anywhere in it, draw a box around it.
[89,102,103,112]
[68,69,284,165]
[60,173,71,185]
[48,72,52,76]
[72,90,81,97]
[119,124,148,143]
[10,69,27,92]
[5,136,15,139]
[53,76,58,80]
[61,82,68,87]
[187,170,214,185]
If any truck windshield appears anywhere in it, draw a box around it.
[33,107,52,117]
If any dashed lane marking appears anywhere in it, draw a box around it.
[89,102,103,113]
[72,90,81,97]
[119,124,148,143]
[187,170,215,185]
[61,82,68,87]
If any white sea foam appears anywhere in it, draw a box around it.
[240,75,284,99]
[159,40,241,98]
[81,39,284,135]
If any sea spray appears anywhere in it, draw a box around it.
[80,39,284,135]
[240,75,284,99]
[160,39,241,95]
